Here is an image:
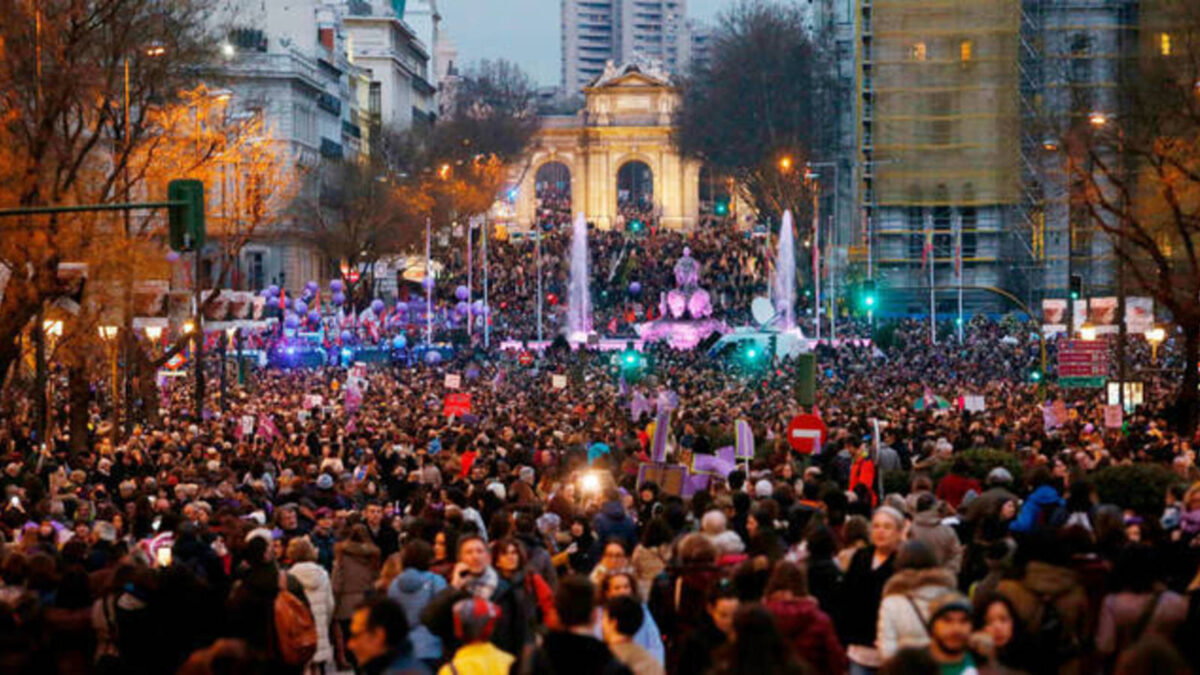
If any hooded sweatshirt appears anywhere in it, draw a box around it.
[389,568,448,661]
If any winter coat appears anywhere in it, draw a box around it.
[876,567,958,659]
[1009,485,1065,533]
[388,568,448,661]
[910,510,964,573]
[630,544,670,601]
[290,561,335,664]
[1095,590,1188,657]
[421,570,538,657]
[332,541,381,620]
[836,546,896,649]
[996,561,1090,674]
[764,596,847,674]
[592,501,638,558]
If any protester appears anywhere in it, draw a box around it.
[603,595,664,675]
[437,598,513,675]
[347,597,430,675]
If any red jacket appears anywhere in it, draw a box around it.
[764,596,847,674]
[936,473,982,509]
[849,457,877,506]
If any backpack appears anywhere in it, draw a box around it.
[1030,592,1080,671]
[274,574,318,666]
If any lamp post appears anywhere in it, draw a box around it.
[1080,322,1097,342]
[1146,326,1166,365]
[98,326,119,424]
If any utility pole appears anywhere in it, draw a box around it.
[536,224,544,344]
[483,213,490,349]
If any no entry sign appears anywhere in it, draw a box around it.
[787,413,827,455]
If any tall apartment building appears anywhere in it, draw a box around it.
[561,0,707,92]
[344,0,437,133]
[846,0,1149,316]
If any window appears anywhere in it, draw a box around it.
[960,39,973,62]
[961,207,978,260]
[247,251,266,291]
[293,104,316,144]
[1160,32,1172,56]
[910,42,927,61]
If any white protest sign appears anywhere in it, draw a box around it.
[551,375,568,390]
[445,374,462,390]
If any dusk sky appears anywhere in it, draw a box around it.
[439,0,728,86]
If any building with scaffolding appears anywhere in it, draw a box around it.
[852,0,1143,316]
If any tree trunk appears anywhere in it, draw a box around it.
[68,363,89,456]
[1179,322,1200,436]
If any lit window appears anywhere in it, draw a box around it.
[1160,32,1171,56]
[960,40,973,62]
[910,42,927,61]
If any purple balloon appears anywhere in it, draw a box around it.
[305,280,319,292]
[259,288,273,298]
[330,279,345,293]
[284,314,299,329]
[267,285,280,298]
[307,310,321,324]
[371,299,385,315]
[628,281,642,296]
[422,276,435,291]
[332,291,346,306]
[340,330,353,343]
[454,301,469,318]
[424,350,442,364]
[455,285,470,301]
[294,299,307,314]
[166,250,181,263]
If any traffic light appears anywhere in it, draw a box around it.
[796,352,816,407]
[862,280,877,310]
[1029,368,1043,383]
[168,179,205,252]
[627,220,644,234]
[714,198,729,216]
[1069,274,1082,301]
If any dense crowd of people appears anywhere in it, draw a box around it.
[3,223,1200,675]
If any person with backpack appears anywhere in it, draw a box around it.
[1095,545,1188,665]
[227,534,318,674]
[388,540,449,668]
[996,532,1089,674]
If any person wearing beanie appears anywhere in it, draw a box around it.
[923,591,982,674]
[437,598,513,675]
[837,505,905,671]
[877,540,959,660]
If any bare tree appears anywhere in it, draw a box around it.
[674,0,839,224]
[1074,0,1200,431]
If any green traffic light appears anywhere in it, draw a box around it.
[1030,370,1043,382]
[865,296,876,307]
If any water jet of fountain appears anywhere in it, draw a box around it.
[772,210,797,331]
[567,212,592,340]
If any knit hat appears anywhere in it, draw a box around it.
[316,474,334,490]
[453,597,501,642]
[986,467,1013,485]
[926,591,972,628]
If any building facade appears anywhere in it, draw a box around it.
[208,0,433,294]
[561,0,709,93]
[511,62,702,232]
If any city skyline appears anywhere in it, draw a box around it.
[441,0,726,86]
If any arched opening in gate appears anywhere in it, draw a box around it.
[534,162,572,227]
[617,160,654,228]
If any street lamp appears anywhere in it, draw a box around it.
[1146,325,1166,364]
[1088,111,1109,128]
[98,325,119,341]
[1079,322,1097,342]
[182,320,195,334]
[144,325,163,341]
[43,320,63,338]
[778,156,793,172]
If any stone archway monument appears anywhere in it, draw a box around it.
[511,61,701,231]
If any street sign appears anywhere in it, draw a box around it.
[1058,340,1107,381]
[518,350,534,367]
[787,413,827,455]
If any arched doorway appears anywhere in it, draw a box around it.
[617,160,654,227]
[534,162,572,227]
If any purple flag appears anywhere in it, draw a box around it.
[682,472,710,499]
[735,419,755,460]
[692,452,737,477]
[631,391,652,422]
[656,389,679,413]
[650,410,671,463]
[717,445,736,464]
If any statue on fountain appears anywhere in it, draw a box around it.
[661,247,714,320]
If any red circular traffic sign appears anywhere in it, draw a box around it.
[518,351,534,367]
[787,414,827,455]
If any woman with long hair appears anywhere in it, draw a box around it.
[713,603,806,675]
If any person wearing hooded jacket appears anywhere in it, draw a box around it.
[388,540,448,666]
[908,493,964,574]
[876,540,959,660]
[762,562,846,674]
[591,489,637,561]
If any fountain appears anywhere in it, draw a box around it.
[566,212,592,341]
[636,247,729,349]
[772,210,797,331]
